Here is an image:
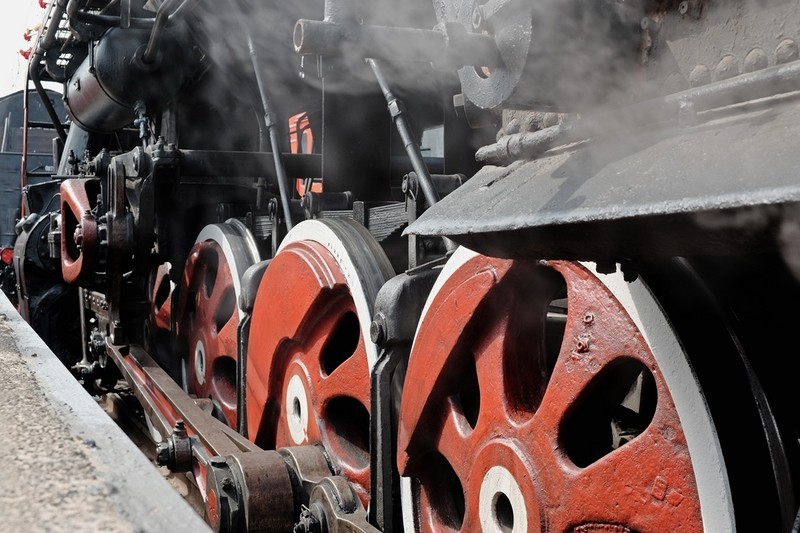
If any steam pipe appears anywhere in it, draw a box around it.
[248,36,294,231]
[253,106,269,211]
[323,0,357,23]
[294,19,500,69]
[66,0,83,17]
[142,0,185,64]
[28,0,68,143]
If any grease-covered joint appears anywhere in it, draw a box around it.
[293,19,500,69]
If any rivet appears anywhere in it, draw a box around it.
[743,48,768,73]
[713,55,739,82]
[640,17,661,32]
[776,39,799,64]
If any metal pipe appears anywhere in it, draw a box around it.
[71,11,155,28]
[99,0,121,15]
[323,0,357,23]
[66,0,81,17]
[253,101,269,211]
[28,0,68,143]
[368,59,457,252]
[39,0,67,51]
[142,0,184,64]
[248,36,294,230]
[294,19,500,69]
[368,59,440,208]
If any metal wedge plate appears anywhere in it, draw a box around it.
[408,99,800,261]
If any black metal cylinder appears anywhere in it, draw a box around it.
[64,27,191,133]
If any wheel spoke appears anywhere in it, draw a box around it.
[317,346,370,405]
[436,399,480,482]
[541,425,701,531]
[472,322,511,430]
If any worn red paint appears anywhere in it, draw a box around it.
[175,241,240,428]
[247,240,371,505]
[398,256,702,532]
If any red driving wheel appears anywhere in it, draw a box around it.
[176,220,260,428]
[398,248,731,532]
[246,218,394,505]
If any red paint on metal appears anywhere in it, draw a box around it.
[149,263,173,332]
[60,179,98,284]
[398,256,703,532]
[176,241,239,428]
[247,240,371,504]
[206,488,220,530]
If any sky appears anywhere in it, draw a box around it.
[1,1,51,97]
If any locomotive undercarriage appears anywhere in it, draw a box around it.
[11,0,800,531]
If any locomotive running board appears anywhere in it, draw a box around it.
[408,96,800,262]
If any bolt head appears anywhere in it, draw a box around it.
[155,442,171,466]
[369,319,385,345]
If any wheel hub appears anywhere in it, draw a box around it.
[475,444,536,533]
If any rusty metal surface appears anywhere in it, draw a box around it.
[228,451,296,532]
[398,255,702,531]
[408,98,800,260]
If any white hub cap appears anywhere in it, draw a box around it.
[286,374,309,444]
[479,465,528,533]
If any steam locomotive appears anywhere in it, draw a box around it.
[12,0,800,531]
